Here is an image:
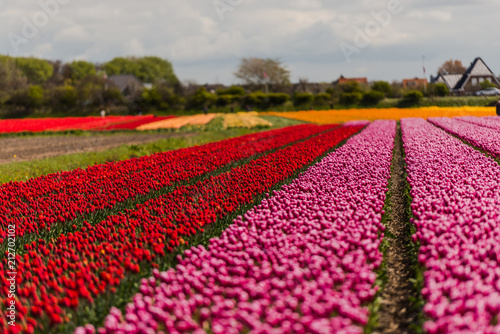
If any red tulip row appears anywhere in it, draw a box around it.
[88,120,395,334]
[0,116,160,133]
[0,124,335,243]
[0,125,363,334]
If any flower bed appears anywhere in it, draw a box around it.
[402,118,500,333]
[263,107,494,124]
[222,112,272,129]
[0,116,162,133]
[136,114,218,130]
[456,115,500,131]
[99,116,175,130]
[428,117,500,159]
[0,124,335,243]
[79,120,395,334]
[1,125,361,333]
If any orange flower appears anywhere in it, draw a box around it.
[262,106,495,124]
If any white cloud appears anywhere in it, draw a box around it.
[408,10,453,21]
[0,0,499,83]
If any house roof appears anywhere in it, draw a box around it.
[436,74,462,90]
[403,78,428,83]
[453,57,500,91]
[336,76,368,84]
[107,74,143,92]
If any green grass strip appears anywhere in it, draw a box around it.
[0,128,273,184]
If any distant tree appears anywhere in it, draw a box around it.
[217,86,246,96]
[70,60,96,82]
[0,58,28,104]
[234,58,290,90]
[24,85,44,108]
[480,79,497,89]
[292,92,314,106]
[390,81,404,98]
[214,95,232,107]
[141,87,165,110]
[47,60,65,85]
[297,77,309,93]
[104,56,178,85]
[361,91,385,106]
[14,57,54,84]
[371,81,392,96]
[313,93,331,105]
[51,85,78,109]
[339,82,363,93]
[428,83,449,97]
[243,92,268,109]
[75,74,105,107]
[437,60,466,75]
[267,93,289,106]
[187,87,216,109]
[104,57,137,77]
[61,63,73,82]
[103,87,123,107]
[339,92,362,105]
[402,90,424,105]
[137,56,178,84]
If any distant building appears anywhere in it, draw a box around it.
[432,74,463,92]
[107,74,144,98]
[335,75,368,85]
[431,57,499,95]
[403,78,428,89]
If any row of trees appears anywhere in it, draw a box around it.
[0,56,491,117]
[179,79,452,111]
[0,55,180,116]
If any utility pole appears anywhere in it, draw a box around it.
[422,55,427,94]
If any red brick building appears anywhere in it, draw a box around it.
[336,76,368,85]
[403,78,428,89]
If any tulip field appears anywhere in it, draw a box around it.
[0,116,176,133]
[2,112,500,333]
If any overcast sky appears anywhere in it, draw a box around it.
[1,0,499,85]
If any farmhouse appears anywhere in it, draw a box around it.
[432,57,500,95]
[403,78,428,89]
[107,74,145,98]
[335,75,368,85]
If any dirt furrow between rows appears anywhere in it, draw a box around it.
[374,123,421,334]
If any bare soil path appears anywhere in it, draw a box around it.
[0,132,194,164]
[374,124,420,334]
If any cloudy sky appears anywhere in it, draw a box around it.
[1,0,499,85]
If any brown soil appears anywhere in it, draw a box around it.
[374,125,419,334]
[0,132,195,164]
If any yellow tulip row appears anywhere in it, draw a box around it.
[222,112,272,129]
[137,112,273,131]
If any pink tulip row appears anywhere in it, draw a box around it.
[77,120,396,334]
[401,118,500,334]
[457,116,500,132]
[343,120,371,127]
[428,117,500,159]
